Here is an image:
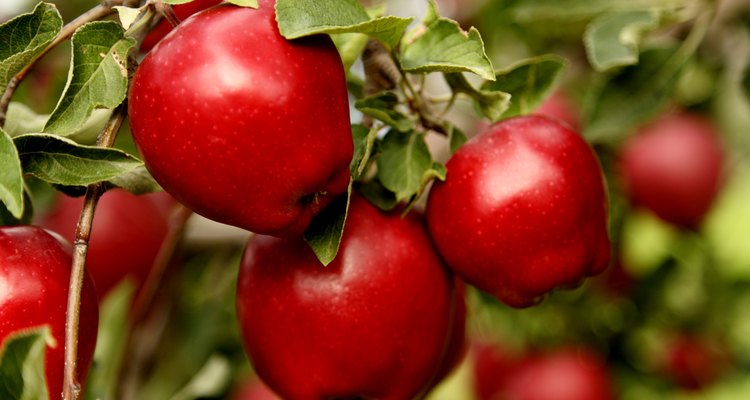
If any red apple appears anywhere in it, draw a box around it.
[473,344,615,400]
[140,0,223,53]
[129,1,353,237]
[236,194,455,399]
[36,189,170,299]
[426,115,611,308]
[0,225,99,398]
[618,112,725,229]
[659,334,731,390]
[501,348,615,400]
[429,280,468,388]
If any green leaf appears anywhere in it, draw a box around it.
[376,131,434,202]
[0,128,24,219]
[742,67,750,103]
[14,133,159,193]
[584,11,661,72]
[275,0,412,49]
[446,123,468,154]
[357,180,397,211]
[226,0,258,7]
[400,18,495,80]
[113,6,143,30]
[304,185,352,266]
[354,92,414,132]
[584,46,689,143]
[444,73,510,122]
[5,102,110,144]
[331,32,369,71]
[43,21,135,136]
[0,326,51,400]
[0,2,62,96]
[482,55,567,118]
[0,188,33,226]
[350,124,378,179]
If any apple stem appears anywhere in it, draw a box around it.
[62,101,128,400]
[0,1,125,128]
[154,0,182,28]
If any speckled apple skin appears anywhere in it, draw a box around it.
[0,226,99,398]
[619,112,724,229]
[237,194,456,400]
[426,115,610,308]
[129,1,353,237]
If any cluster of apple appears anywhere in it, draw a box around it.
[0,0,732,398]
[124,0,613,398]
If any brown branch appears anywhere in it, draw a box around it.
[62,100,128,400]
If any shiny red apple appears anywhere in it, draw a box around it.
[426,115,611,307]
[36,189,170,299]
[0,225,99,398]
[236,194,455,399]
[129,1,353,237]
[619,111,725,229]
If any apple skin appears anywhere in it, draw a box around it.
[429,280,468,387]
[129,1,353,237]
[231,378,280,400]
[659,334,731,390]
[426,115,611,308]
[473,345,615,400]
[618,112,724,229]
[236,194,456,399]
[36,189,170,299]
[0,225,99,398]
[140,0,223,53]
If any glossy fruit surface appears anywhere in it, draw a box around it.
[129,1,353,237]
[430,280,468,387]
[37,189,170,299]
[236,194,455,399]
[474,345,615,400]
[619,112,724,229]
[0,225,99,398]
[426,115,611,307]
[231,378,280,400]
[140,0,223,52]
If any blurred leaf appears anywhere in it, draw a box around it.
[0,2,62,96]
[43,21,135,136]
[0,128,24,219]
[14,133,158,193]
[83,280,135,400]
[400,18,495,80]
[5,102,111,145]
[482,55,567,118]
[350,124,378,179]
[506,0,684,23]
[584,46,689,143]
[742,67,750,104]
[305,185,351,266]
[275,0,411,49]
[0,326,51,400]
[169,355,232,400]
[355,92,414,132]
[621,210,679,277]
[444,73,510,122]
[376,131,440,202]
[584,10,661,72]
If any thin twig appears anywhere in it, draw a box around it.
[0,1,121,128]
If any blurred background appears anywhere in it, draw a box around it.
[4,0,750,399]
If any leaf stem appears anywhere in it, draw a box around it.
[62,101,128,400]
[0,1,123,128]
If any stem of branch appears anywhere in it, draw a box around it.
[62,101,128,400]
[0,1,121,128]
